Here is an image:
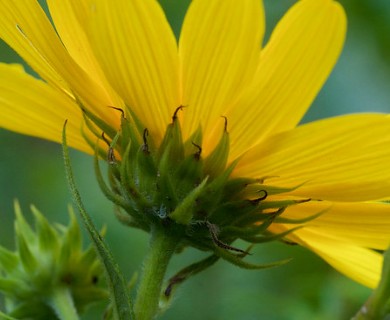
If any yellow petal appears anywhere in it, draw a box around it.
[86,0,180,142]
[227,0,346,159]
[0,63,88,153]
[179,0,265,152]
[283,228,382,288]
[46,0,99,82]
[0,0,68,93]
[278,201,390,250]
[46,0,123,109]
[234,114,390,201]
[0,0,119,125]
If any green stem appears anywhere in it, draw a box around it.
[134,226,178,320]
[47,286,79,320]
[352,298,375,320]
[352,295,390,320]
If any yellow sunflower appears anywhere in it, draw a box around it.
[1,0,390,290]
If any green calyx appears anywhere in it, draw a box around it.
[90,107,312,260]
[0,202,107,319]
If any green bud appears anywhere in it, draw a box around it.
[0,201,107,319]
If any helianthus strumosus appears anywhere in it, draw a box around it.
[0,0,390,289]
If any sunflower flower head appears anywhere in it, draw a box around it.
[90,102,311,271]
[1,0,390,291]
[0,202,107,319]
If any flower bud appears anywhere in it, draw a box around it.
[0,202,107,319]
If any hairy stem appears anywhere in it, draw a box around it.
[134,226,178,320]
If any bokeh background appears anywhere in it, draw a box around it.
[1,0,390,319]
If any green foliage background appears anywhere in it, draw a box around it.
[0,1,389,319]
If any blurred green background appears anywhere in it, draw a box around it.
[0,1,389,319]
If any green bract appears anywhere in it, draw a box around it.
[0,202,107,319]
[87,107,312,294]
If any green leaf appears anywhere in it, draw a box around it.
[62,121,134,320]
